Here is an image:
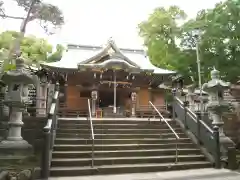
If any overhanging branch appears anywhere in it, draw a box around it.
[0,14,24,20]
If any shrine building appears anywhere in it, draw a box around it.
[41,39,175,117]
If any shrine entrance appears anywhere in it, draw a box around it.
[97,88,132,117]
[98,90,115,108]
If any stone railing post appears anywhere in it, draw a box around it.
[171,88,177,121]
[213,126,221,169]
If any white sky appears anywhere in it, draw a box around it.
[0,0,222,48]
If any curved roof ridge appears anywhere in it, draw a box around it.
[67,44,145,54]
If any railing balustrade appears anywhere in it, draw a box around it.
[40,83,60,180]
[173,96,221,168]
[149,101,180,163]
[87,99,95,167]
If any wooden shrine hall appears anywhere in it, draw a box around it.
[41,39,175,118]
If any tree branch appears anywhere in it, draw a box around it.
[0,14,24,20]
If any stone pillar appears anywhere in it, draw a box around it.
[0,83,7,140]
[186,84,196,111]
[47,83,55,112]
[22,84,30,116]
[0,83,6,117]
[131,92,137,117]
[7,107,23,141]
[36,81,48,117]
[91,90,98,117]
[1,87,9,117]
[2,104,9,117]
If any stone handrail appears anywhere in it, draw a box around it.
[40,82,60,180]
[173,96,221,169]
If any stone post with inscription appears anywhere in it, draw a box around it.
[91,90,98,117]
[131,92,137,117]
[36,70,48,117]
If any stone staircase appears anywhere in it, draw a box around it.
[50,118,212,177]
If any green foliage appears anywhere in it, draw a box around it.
[0,31,63,68]
[47,44,65,62]
[139,6,186,70]
[139,0,240,84]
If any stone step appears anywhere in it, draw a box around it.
[56,133,186,139]
[54,143,196,151]
[50,161,212,177]
[49,118,211,177]
[58,119,173,125]
[57,123,179,129]
[54,138,191,145]
[51,155,206,167]
[57,128,183,134]
[52,148,202,158]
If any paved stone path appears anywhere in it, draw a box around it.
[50,168,240,180]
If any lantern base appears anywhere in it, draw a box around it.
[0,139,33,157]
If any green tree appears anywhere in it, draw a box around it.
[0,0,64,72]
[138,6,197,84]
[182,0,240,83]
[139,0,240,84]
[0,31,63,69]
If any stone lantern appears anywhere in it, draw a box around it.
[91,90,98,117]
[202,68,231,138]
[131,92,137,117]
[0,56,36,155]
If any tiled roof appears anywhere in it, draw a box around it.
[41,40,176,75]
